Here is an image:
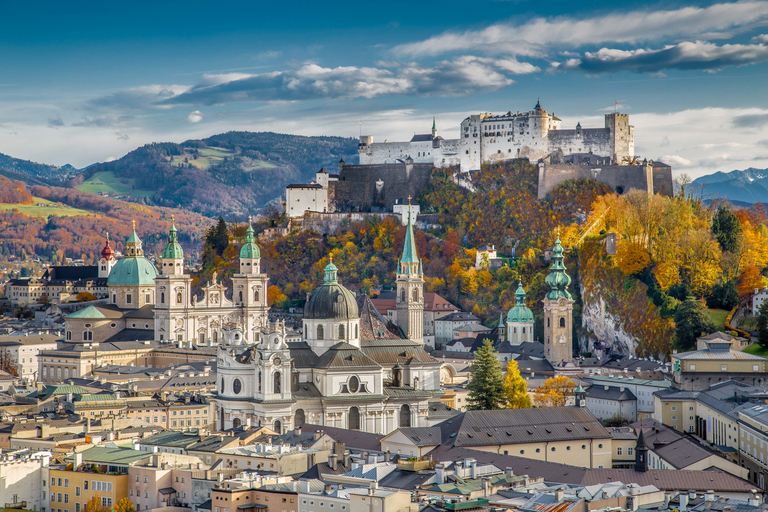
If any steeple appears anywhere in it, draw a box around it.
[401,197,419,265]
[545,238,572,300]
[100,232,115,261]
[161,216,184,261]
[635,429,649,473]
[239,216,261,260]
[432,116,437,138]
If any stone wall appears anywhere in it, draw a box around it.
[296,212,434,235]
[331,162,433,212]
[537,162,655,199]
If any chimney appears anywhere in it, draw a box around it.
[705,491,715,502]
[313,430,322,441]
[482,477,491,497]
[505,467,513,479]
[294,425,301,436]
[679,494,689,511]
[435,464,445,484]
[300,480,310,493]
[329,453,338,471]
[325,484,332,493]
[343,450,350,467]
[556,489,565,501]
[73,452,82,469]
[470,460,477,479]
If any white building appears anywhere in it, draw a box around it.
[434,312,481,345]
[359,101,634,172]
[392,200,420,226]
[585,375,671,420]
[0,450,49,512]
[584,385,638,422]
[754,288,768,313]
[285,169,337,218]
[0,334,58,383]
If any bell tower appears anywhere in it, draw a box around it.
[542,237,574,364]
[98,233,116,278]
[155,217,192,345]
[232,217,270,341]
[396,199,424,344]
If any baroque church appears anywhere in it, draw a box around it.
[62,214,444,434]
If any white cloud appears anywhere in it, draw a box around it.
[188,110,203,123]
[660,154,694,167]
[393,1,768,57]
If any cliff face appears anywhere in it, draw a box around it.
[577,238,674,358]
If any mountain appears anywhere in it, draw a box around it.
[68,131,359,218]
[693,167,768,204]
[0,152,76,183]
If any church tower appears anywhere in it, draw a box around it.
[542,237,574,364]
[154,217,193,344]
[232,218,270,341]
[98,233,116,278]
[506,282,534,345]
[396,204,424,344]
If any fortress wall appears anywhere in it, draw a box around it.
[331,162,433,212]
[298,212,434,235]
[548,129,612,157]
[652,164,674,196]
[538,162,653,199]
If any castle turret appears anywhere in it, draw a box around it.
[396,201,424,345]
[542,237,573,364]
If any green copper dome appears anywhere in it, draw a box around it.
[303,257,359,320]
[507,282,534,323]
[545,238,572,300]
[107,228,158,286]
[240,223,261,259]
[161,221,184,260]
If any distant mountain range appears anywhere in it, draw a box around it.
[0,152,77,185]
[692,167,768,204]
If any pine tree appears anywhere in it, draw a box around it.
[712,206,742,253]
[466,339,505,410]
[503,359,532,409]
[674,296,715,350]
[757,301,768,349]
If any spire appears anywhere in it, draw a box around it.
[239,215,261,259]
[535,98,542,111]
[162,216,183,260]
[498,312,504,329]
[418,258,423,275]
[432,116,437,138]
[545,238,572,300]
[323,255,339,284]
[515,281,526,305]
[401,196,419,264]
[125,220,143,257]
[100,232,115,261]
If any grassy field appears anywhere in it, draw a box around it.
[744,344,768,356]
[170,146,277,172]
[706,308,729,331]
[0,197,92,217]
[77,171,154,198]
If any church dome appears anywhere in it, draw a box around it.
[240,222,261,259]
[100,236,114,260]
[107,226,158,286]
[303,259,359,320]
[507,282,534,323]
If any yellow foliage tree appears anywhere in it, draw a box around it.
[533,376,576,407]
[267,285,288,308]
[503,360,532,409]
[115,498,136,512]
[616,241,651,276]
[653,261,679,291]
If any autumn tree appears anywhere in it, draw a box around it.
[115,497,136,512]
[617,241,651,276]
[37,294,49,305]
[0,349,18,376]
[533,376,576,407]
[712,206,742,253]
[738,265,764,297]
[503,359,532,409]
[466,339,505,410]
[674,296,715,350]
[84,496,109,512]
[758,301,768,349]
[267,285,288,309]
[76,292,97,302]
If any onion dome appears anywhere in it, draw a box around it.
[107,226,158,286]
[507,282,534,323]
[303,257,359,320]
[545,238,572,300]
[240,218,261,259]
[100,233,115,261]
[161,218,184,260]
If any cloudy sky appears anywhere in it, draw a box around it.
[2,0,768,178]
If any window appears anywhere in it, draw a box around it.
[177,292,183,304]
[75,487,80,497]
[102,498,112,508]
[689,426,695,433]
[722,364,727,371]
[233,379,242,395]
[126,294,132,304]
[161,292,165,303]
[559,317,566,328]
[339,324,345,339]
[76,503,80,512]
[628,447,633,456]
[317,325,324,340]
[64,495,69,504]
[83,482,88,491]
[145,293,150,303]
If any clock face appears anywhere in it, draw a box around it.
[273,357,281,366]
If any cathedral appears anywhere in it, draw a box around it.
[62,214,444,434]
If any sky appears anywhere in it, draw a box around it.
[2,0,768,179]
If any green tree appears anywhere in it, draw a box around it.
[706,281,739,310]
[674,296,716,350]
[712,206,742,253]
[466,339,505,410]
[503,359,532,409]
[757,301,768,349]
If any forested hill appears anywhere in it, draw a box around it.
[68,132,359,218]
[0,152,76,183]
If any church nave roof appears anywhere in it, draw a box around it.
[314,342,381,369]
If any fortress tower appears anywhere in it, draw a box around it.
[542,237,573,364]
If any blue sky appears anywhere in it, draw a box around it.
[2,0,768,178]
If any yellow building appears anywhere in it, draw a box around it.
[672,341,768,391]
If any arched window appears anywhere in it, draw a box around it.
[213,331,218,344]
[295,409,305,427]
[522,327,526,333]
[355,324,358,339]
[239,291,243,302]
[513,327,517,334]
[177,292,183,304]
[232,418,241,429]
[304,325,307,338]
[559,317,566,328]
[413,288,418,301]
[258,372,262,393]
[401,289,406,302]
[161,292,165,304]
[349,376,359,393]
[349,406,360,430]
[399,404,411,427]
[112,294,116,304]
[317,325,324,340]
[274,420,282,434]
[220,378,224,393]
[339,324,345,339]
[547,318,550,327]
[254,289,260,302]
[274,372,281,394]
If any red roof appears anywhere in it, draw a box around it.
[100,239,115,260]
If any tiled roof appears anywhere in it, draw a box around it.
[585,386,637,401]
[397,426,441,446]
[300,423,383,451]
[361,339,439,365]
[314,342,381,369]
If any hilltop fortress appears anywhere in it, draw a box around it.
[359,100,635,172]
